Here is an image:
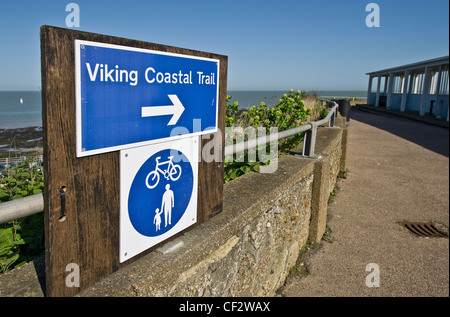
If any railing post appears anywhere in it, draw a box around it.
[329,109,335,127]
[303,122,317,157]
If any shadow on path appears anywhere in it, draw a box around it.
[350,108,449,158]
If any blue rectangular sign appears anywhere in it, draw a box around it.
[75,40,219,157]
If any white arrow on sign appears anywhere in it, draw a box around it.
[141,94,185,126]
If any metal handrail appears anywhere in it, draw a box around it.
[0,100,340,224]
[0,193,44,224]
[224,123,312,157]
[224,100,339,156]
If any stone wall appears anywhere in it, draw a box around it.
[0,120,347,297]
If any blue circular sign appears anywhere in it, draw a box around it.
[128,148,194,237]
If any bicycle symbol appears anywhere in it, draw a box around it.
[145,156,182,189]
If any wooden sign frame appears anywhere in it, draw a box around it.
[40,25,227,297]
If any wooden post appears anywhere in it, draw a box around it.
[40,25,227,296]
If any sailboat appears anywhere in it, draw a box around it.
[19,98,23,104]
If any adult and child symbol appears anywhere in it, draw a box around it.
[153,184,174,232]
[147,155,181,232]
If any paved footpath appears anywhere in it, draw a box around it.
[281,109,449,297]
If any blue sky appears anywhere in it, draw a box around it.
[0,0,448,91]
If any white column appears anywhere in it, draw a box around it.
[420,67,432,116]
[413,74,419,94]
[408,73,414,93]
[375,76,381,107]
[400,70,409,112]
[386,73,394,109]
[434,66,442,117]
[367,75,373,104]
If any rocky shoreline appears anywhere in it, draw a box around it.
[0,126,43,159]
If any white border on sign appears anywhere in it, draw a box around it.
[119,136,199,263]
[74,39,220,158]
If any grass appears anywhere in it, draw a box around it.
[288,225,335,279]
[289,263,308,277]
[322,225,334,243]
[288,240,321,278]
[328,187,339,204]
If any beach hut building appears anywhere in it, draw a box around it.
[366,56,449,121]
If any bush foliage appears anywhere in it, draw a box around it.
[0,159,45,274]
[224,89,321,183]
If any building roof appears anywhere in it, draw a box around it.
[366,56,449,76]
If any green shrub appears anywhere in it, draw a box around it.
[224,89,318,183]
[0,159,45,274]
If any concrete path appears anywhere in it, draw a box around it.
[280,108,449,297]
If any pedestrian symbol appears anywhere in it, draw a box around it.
[154,208,162,232]
[153,184,175,232]
[160,184,174,229]
[120,137,199,262]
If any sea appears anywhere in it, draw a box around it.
[0,90,367,129]
[0,91,42,129]
[227,90,367,109]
